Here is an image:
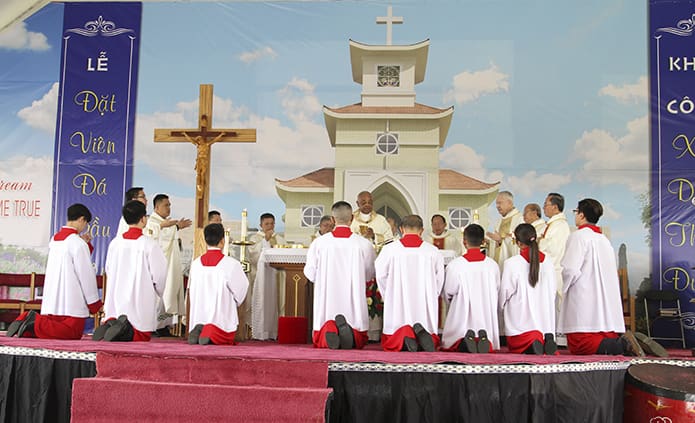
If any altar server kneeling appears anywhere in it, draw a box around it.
[187,223,248,345]
[499,223,557,355]
[376,214,444,352]
[96,200,168,342]
[7,203,102,339]
[304,201,376,349]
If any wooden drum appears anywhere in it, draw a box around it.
[624,363,695,422]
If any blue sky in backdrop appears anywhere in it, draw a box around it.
[0,1,649,284]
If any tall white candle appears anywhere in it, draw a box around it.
[241,209,248,240]
[223,228,230,256]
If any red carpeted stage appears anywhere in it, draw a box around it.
[0,336,693,422]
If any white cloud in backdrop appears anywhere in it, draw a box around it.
[17,82,59,133]
[599,76,647,104]
[505,171,572,197]
[444,63,510,105]
[135,77,334,197]
[0,22,50,51]
[239,46,277,64]
[572,115,648,192]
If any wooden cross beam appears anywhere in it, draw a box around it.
[154,84,256,257]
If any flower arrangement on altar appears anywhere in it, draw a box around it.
[366,278,383,318]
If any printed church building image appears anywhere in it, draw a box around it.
[276,8,499,242]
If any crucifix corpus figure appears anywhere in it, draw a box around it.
[154,84,256,258]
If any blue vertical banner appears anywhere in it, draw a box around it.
[51,2,142,273]
[650,0,695,346]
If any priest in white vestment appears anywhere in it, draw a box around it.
[499,223,557,355]
[375,215,444,352]
[486,191,522,272]
[116,187,147,237]
[249,213,286,340]
[350,191,393,245]
[522,203,546,240]
[145,194,192,335]
[100,201,168,342]
[538,193,571,307]
[304,201,375,349]
[441,224,500,352]
[308,215,334,245]
[188,223,248,345]
[558,198,629,355]
[7,204,102,339]
[425,214,463,256]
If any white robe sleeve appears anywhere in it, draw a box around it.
[303,241,319,282]
[73,238,100,304]
[560,232,583,294]
[226,260,249,306]
[148,240,168,297]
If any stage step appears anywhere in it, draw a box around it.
[71,377,332,423]
[96,351,328,388]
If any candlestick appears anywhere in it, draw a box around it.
[223,228,230,256]
[241,209,248,240]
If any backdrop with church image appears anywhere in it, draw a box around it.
[1,2,677,337]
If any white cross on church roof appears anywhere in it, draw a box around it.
[376,6,403,45]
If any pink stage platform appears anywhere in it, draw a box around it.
[0,335,693,423]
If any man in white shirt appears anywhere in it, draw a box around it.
[7,204,102,339]
[426,214,463,256]
[523,203,547,239]
[249,213,286,340]
[376,215,444,352]
[304,201,375,349]
[99,201,168,341]
[116,187,147,237]
[309,215,334,244]
[558,198,642,356]
[188,223,248,345]
[350,191,393,245]
[538,193,571,306]
[486,191,522,272]
[145,194,192,336]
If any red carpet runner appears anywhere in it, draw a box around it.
[71,352,331,422]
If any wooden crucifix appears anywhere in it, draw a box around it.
[154,84,256,257]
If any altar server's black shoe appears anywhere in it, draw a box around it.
[620,330,645,357]
[458,329,477,353]
[413,323,435,352]
[16,310,37,338]
[326,332,341,350]
[335,314,354,349]
[104,315,134,342]
[477,329,491,353]
[6,319,22,337]
[634,332,667,357]
[92,319,115,341]
[403,337,418,352]
[544,333,558,355]
[524,340,544,355]
[188,324,204,345]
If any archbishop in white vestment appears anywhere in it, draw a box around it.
[486,192,522,272]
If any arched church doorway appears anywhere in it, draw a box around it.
[372,182,412,227]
